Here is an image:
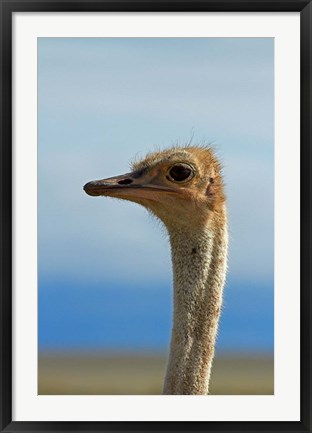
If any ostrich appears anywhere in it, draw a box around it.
[83,145,228,395]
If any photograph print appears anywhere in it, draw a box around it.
[38,37,274,395]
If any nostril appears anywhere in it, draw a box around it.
[118,178,133,185]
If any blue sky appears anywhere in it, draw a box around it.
[38,38,274,352]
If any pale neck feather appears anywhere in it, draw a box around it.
[163,210,228,395]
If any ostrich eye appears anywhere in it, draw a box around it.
[168,163,194,182]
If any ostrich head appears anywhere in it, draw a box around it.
[84,144,228,395]
[84,146,225,230]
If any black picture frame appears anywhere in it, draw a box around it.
[1,0,311,432]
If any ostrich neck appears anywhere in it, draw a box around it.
[163,211,228,395]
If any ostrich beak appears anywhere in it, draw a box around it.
[83,171,176,201]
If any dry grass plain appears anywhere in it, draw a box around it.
[38,352,273,395]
